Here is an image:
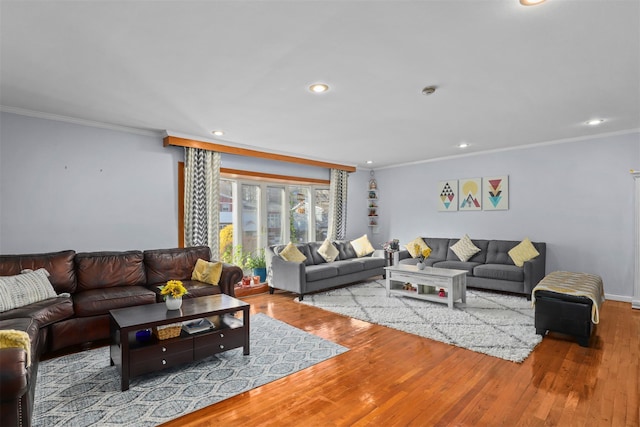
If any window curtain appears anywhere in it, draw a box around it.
[328,169,349,240]
[184,147,221,259]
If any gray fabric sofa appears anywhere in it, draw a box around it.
[266,240,386,300]
[398,237,546,299]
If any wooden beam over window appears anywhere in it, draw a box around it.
[164,136,356,172]
[221,168,330,185]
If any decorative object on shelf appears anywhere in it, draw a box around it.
[135,329,152,342]
[439,288,446,297]
[368,171,379,233]
[383,239,401,265]
[154,323,182,340]
[241,276,252,287]
[160,280,188,310]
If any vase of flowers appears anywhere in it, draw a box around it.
[414,244,432,270]
[160,280,188,310]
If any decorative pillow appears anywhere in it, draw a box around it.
[318,239,339,263]
[0,268,57,313]
[405,237,430,258]
[191,258,223,286]
[280,242,307,263]
[0,329,31,367]
[450,234,481,262]
[508,238,540,267]
[350,234,376,257]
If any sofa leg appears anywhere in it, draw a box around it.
[577,337,590,347]
[535,328,546,336]
[299,294,304,301]
[269,287,275,294]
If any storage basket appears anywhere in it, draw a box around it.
[154,323,182,340]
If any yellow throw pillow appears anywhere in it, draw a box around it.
[191,258,223,286]
[450,234,481,262]
[405,237,430,258]
[350,234,376,257]
[318,239,339,262]
[280,242,307,263]
[508,238,540,267]
[0,329,31,367]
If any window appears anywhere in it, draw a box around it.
[219,177,329,261]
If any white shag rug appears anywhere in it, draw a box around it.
[297,280,542,363]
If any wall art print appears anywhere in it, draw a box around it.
[483,175,509,210]
[459,178,482,211]
[437,180,458,211]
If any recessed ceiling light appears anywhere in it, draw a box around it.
[309,83,329,93]
[211,130,224,136]
[366,160,374,164]
[586,119,604,126]
[520,0,546,6]
[458,143,469,148]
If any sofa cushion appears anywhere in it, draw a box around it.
[473,264,524,282]
[0,296,74,328]
[432,260,480,275]
[76,251,146,291]
[305,264,339,282]
[0,250,77,294]
[485,240,519,265]
[144,246,211,284]
[405,237,430,258]
[73,286,156,317]
[333,241,358,260]
[0,269,58,313]
[508,238,540,267]
[449,235,482,262]
[279,242,308,263]
[317,239,339,263]
[351,257,386,270]
[350,234,375,257]
[333,260,364,275]
[191,259,223,286]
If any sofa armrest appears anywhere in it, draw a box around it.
[268,255,305,294]
[219,263,243,298]
[523,245,546,295]
[0,348,28,399]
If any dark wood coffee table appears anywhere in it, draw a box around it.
[109,294,250,391]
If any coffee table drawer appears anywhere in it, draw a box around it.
[130,349,193,377]
[193,328,244,359]
[131,338,192,359]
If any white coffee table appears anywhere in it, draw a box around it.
[385,265,467,308]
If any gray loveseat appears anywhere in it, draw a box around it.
[266,240,386,300]
[398,237,546,299]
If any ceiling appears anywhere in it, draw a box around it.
[1,1,639,169]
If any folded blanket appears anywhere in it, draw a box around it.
[532,271,605,324]
[0,329,31,367]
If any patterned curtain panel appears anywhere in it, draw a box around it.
[184,148,221,259]
[328,169,349,240]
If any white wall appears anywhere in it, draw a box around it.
[371,132,640,300]
[0,112,183,252]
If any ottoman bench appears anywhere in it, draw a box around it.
[532,271,605,347]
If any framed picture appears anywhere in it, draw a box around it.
[459,178,482,211]
[437,180,458,211]
[483,176,509,210]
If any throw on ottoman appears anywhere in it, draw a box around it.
[532,271,605,347]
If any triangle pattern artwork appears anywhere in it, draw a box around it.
[459,178,482,211]
[483,175,509,210]
[438,180,458,211]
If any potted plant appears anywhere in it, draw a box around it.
[245,249,267,283]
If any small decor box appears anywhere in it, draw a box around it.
[154,323,182,340]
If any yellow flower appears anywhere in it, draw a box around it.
[160,280,188,298]
[416,246,431,262]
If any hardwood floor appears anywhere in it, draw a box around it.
[161,286,639,427]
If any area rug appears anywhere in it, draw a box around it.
[297,280,542,363]
[33,313,348,427]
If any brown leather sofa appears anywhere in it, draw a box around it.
[0,246,242,427]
